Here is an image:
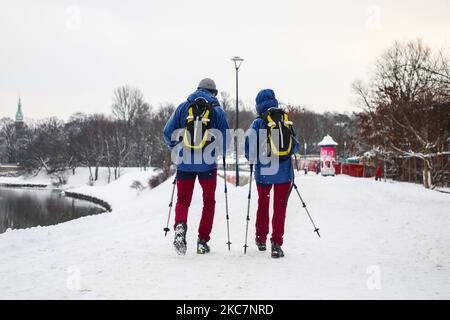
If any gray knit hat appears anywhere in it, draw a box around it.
[198,78,217,94]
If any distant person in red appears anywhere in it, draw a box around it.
[375,166,382,181]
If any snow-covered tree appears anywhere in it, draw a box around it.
[354,39,450,188]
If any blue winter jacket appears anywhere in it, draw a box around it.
[244,89,300,185]
[163,89,230,172]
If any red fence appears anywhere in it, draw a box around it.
[341,163,364,177]
[334,162,341,174]
[340,163,376,177]
[298,161,319,171]
[298,160,375,178]
[224,161,375,179]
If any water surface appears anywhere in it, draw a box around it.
[0,188,106,234]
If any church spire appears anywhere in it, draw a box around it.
[16,97,24,122]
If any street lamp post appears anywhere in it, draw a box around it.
[231,56,244,186]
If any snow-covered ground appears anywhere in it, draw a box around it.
[0,171,449,299]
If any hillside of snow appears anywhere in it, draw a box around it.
[0,171,449,299]
[0,167,155,189]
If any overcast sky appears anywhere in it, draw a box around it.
[1,0,449,120]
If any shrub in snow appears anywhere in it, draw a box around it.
[51,171,68,187]
[148,174,165,189]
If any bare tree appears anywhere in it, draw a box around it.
[131,102,153,170]
[151,103,175,177]
[219,91,254,130]
[20,118,68,175]
[111,85,148,174]
[0,118,17,163]
[111,85,145,125]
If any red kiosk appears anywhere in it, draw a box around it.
[318,134,338,176]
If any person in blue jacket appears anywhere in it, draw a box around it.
[163,78,229,256]
[245,89,300,258]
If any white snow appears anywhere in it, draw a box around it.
[0,167,153,189]
[0,171,449,299]
[318,134,338,146]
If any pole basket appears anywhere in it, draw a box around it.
[314,228,321,238]
[163,227,170,236]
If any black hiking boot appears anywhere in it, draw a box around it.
[271,242,285,258]
[173,222,187,255]
[197,238,210,254]
[256,240,267,251]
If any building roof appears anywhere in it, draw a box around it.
[318,134,338,146]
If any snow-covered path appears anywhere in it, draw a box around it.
[0,172,449,299]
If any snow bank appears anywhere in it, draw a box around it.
[0,167,151,189]
[70,168,161,210]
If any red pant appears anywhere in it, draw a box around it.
[256,182,291,246]
[174,170,217,242]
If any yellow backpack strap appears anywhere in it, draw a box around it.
[266,113,276,128]
[266,110,294,157]
[269,134,293,156]
[186,106,194,123]
[284,112,293,155]
[284,113,293,126]
[202,109,210,124]
[183,104,211,149]
[183,128,190,147]
[183,130,209,149]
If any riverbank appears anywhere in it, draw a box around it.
[0,183,48,188]
[63,191,112,212]
[0,167,159,219]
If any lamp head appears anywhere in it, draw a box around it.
[231,56,244,69]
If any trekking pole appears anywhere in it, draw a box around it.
[291,154,321,238]
[285,130,300,204]
[163,174,177,236]
[285,152,299,208]
[243,163,254,254]
[291,182,320,237]
[223,156,232,250]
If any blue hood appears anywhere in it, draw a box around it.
[187,89,220,107]
[255,89,278,115]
